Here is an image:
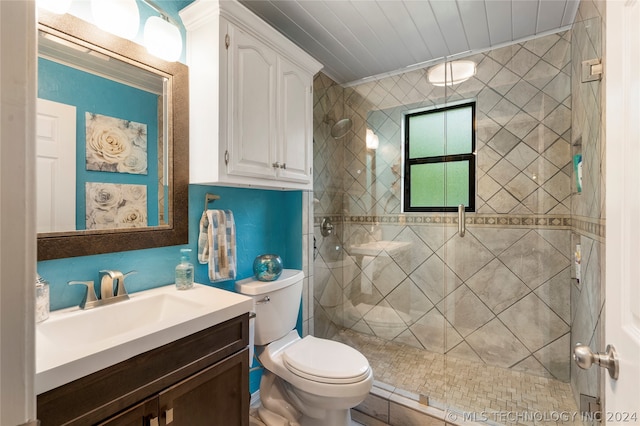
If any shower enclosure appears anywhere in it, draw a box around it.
[312,12,604,426]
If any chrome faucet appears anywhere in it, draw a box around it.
[69,270,136,309]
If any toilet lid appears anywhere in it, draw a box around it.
[283,336,371,384]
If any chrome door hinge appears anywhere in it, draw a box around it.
[225,34,230,50]
[224,150,229,165]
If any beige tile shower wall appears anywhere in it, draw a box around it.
[337,219,572,382]
[313,73,347,217]
[313,31,576,383]
[343,31,572,217]
[570,0,606,414]
[313,73,347,338]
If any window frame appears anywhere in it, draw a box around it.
[402,101,476,213]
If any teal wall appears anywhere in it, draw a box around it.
[38,57,160,228]
[37,185,302,310]
[38,185,303,394]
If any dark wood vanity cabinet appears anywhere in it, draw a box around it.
[38,314,250,426]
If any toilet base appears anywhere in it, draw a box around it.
[299,409,351,426]
[258,404,352,426]
[258,370,356,426]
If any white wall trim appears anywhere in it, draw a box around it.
[0,1,37,424]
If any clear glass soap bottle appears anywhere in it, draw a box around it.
[175,248,194,290]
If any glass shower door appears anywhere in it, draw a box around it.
[436,24,583,425]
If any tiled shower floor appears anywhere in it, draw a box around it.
[334,329,582,426]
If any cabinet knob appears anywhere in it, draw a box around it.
[280,163,287,169]
[272,161,280,169]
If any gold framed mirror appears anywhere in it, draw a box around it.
[37,10,189,261]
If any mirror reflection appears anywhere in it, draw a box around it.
[36,10,189,261]
[37,30,168,233]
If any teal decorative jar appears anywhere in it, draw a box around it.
[253,254,283,281]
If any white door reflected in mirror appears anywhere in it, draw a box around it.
[36,98,76,233]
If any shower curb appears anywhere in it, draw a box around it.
[352,381,491,426]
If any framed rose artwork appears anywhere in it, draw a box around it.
[85,182,148,230]
[85,112,148,175]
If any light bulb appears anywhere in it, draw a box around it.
[144,16,183,62]
[91,0,140,40]
[366,128,379,150]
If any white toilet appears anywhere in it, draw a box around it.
[236,269,373,426]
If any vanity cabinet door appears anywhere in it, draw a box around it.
[157,349,249,426]
[277,57,313,184]
[97,397,158,426]
[226,22,278,180]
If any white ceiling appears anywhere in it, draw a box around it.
[237,0,579,85]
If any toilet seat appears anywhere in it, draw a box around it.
[282,336,371,384]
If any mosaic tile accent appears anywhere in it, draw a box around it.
[336,329,581,426]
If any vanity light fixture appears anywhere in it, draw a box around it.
[140,0,183,62]
[366,128,379,150]
[144,15,183,62]
[37,0,72,14]
[91,0,140,40]
[428,60,476,87]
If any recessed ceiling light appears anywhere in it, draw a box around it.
[428,60,477,87]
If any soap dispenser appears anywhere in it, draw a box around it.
[175,248,194,290]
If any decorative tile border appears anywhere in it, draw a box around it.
[315,213,572,228]
[314,214,606,239]
[571,215,605,241]
[313,214,343,225]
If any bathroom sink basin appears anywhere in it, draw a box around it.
[36,284,253,394]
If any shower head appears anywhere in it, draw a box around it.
[330,118,352,139]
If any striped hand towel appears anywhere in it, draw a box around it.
[197,209,236,282]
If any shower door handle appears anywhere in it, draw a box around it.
[458,204,466,237]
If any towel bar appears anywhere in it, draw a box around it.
[204,193,220,212]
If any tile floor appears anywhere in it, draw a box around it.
[334,329,582,426]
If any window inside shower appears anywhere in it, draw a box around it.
[403,101,476,213]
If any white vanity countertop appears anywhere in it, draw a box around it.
[36,283,253,394]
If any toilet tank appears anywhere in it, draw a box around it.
[235,269,304,345]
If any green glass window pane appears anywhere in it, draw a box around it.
[410,161,469,208]
[408,112,445,158]
[410,163,444,208]
[445,106,472,155]
[445,160,469,206]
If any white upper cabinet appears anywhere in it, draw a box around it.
[180,0,322,190]
[226,24,277,179]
